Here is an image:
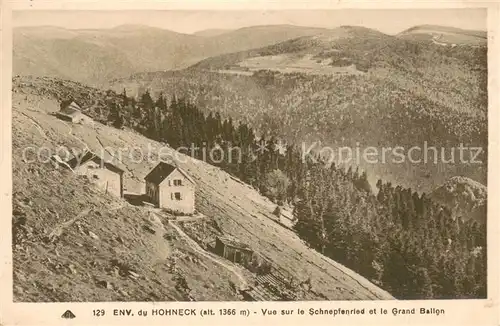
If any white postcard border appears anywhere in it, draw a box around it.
[1,1,498,326]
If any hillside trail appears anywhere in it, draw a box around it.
[432,34,448,46]
[16,110,50,141]
[60,120,90,153]
[47,200,126,241]
[152,210,249,291]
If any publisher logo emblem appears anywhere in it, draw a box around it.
[61,310,76,319]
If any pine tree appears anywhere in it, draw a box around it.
[121,88,129,107]
[108,102,123,129]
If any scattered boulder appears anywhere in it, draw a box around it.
[163,232,177,241]
[19,198,32,208]
[111,266,120,277]
[128,270,140,280]
[118,289,129,297]
[96,279,113,290]
[146,213,164,228]
[87,231,99,240]
[67,264,77,274]
[142,224,156,235]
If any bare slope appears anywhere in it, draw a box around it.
[12,80,393,300]
[187,26,395,71]
[398,25,487,46]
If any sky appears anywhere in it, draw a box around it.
[12,9,487,35]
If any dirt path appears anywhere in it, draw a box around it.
[173,213,206,223]
[60,120,90,152]
[163,216,248,290]
[16,111,50,140]
[109,202,126,211]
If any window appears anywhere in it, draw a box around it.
[174,192,182,201]
[173,179,182,186]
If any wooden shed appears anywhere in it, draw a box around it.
[215,236,253,264]
[56,100,89,124]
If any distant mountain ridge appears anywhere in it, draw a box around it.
[13,24,329,85]
[398,24,487,46]
[188,24,486,71]
[400,24,487,38]
[187,25,393,71]
[193,28,232,37]
[14,23,486,85]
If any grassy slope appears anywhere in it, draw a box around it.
[12,80,393,301]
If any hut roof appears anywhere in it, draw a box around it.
[67,150,125,175]
[144,162,195,185]
[58,101,82,117]
[216,236,252,251]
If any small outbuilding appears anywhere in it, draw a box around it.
[144,162,196,214]
[67,150,124,198]
[56,101,89,123]
[215,236,254,264]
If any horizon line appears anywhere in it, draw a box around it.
[13,22,488,36]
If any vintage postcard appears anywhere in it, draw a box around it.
[0,0,498,325]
